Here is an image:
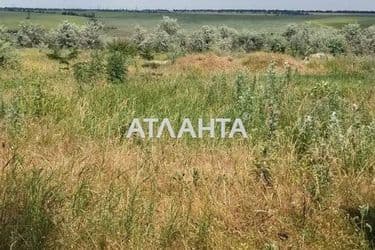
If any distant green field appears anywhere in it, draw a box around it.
[98,12,375,34]
[0,11,87,28]
[1,10,374,36]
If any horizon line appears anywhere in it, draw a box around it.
[1,7,375,12]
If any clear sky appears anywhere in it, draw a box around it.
[0,0,374,11]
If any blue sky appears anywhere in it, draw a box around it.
[0,0,374,11]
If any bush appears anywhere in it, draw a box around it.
[106,40,137,84]
[236,32,265,52]
[131,25,147,47]
[326,33,347,55]
[188,25,219,52]
[138,29,184,55]
[16,22,47,48]
[342,23,366,55]
[284,24,349,56]
[283,24,299,40]
[285,24,313,56]
[157,16,180,36]
[363,25,375,54]
[218,25,239,40]
[216,26,239,51]
[49,21,81,50]
[73,50,106,85]
[138,37,155,60]
[283,24,340,56]
[150,30,174,53]
[47,21,81,64]
[107,39,137,57]
[80,20,104,49]
[0,39,18,68]
[0,25,13,43]
[132,18,185,57]
[265,34,288,53]
[106,51,127,84]
[0,25,6,37]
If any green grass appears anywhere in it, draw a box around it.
[0,11,88,28]
[98,12,375,32]
[312,15,375,28]
[0,49,374,248]
[1,10,374,36]
[0,50,375,249]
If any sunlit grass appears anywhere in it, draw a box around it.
[0,49,374,249]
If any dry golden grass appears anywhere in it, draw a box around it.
[241,52,306,73]
[0,123,373,249]
[0,49,374,249]
[172,53,241,73]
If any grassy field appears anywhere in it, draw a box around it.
[1,10,375,36]
[0,10,375,249]
[0,11,87,28]
[0,48,374,249]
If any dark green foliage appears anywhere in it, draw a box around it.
[73,50,106,85]
[266,34,288,53]
[236,32,265,52]
[105,40,137,84]
[326,35,347,55]
[106,51,127,84]
[107,39,137,57]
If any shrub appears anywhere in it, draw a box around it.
[188,25,219,52]
[236,32,265,52]
[284,24,348,56]
[0,25,6,37]
[150,30,174,53]
[284,24,336,56]
[265,34,288,53]
[285,24,313,56]
[73,50,106,85]
[363,25,375,54]
[106,40,136,84]
[47,21,81,65]
[49,21,81,50]
[157,16,180,36]
[174,31,188,50]
[80,20,104,49]
[342,23,366,55]
[283,24,299,40]
[138,38,155,60]
[216,38,236,52]
[216,25,239,51]
[131,25,147,47]
[107,39,137,57]
[16,22,47,48]
[218,25,239,39]
[326,33,347,55]
[106,51,127,84]
[0,39,18,68]
[0,25,14,43]
[138,30,175,56]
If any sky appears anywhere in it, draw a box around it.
[0,0,374,11]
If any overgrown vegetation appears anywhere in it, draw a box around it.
[2,17,375,58]
[0,14,374,249]
[127,17,375,57]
